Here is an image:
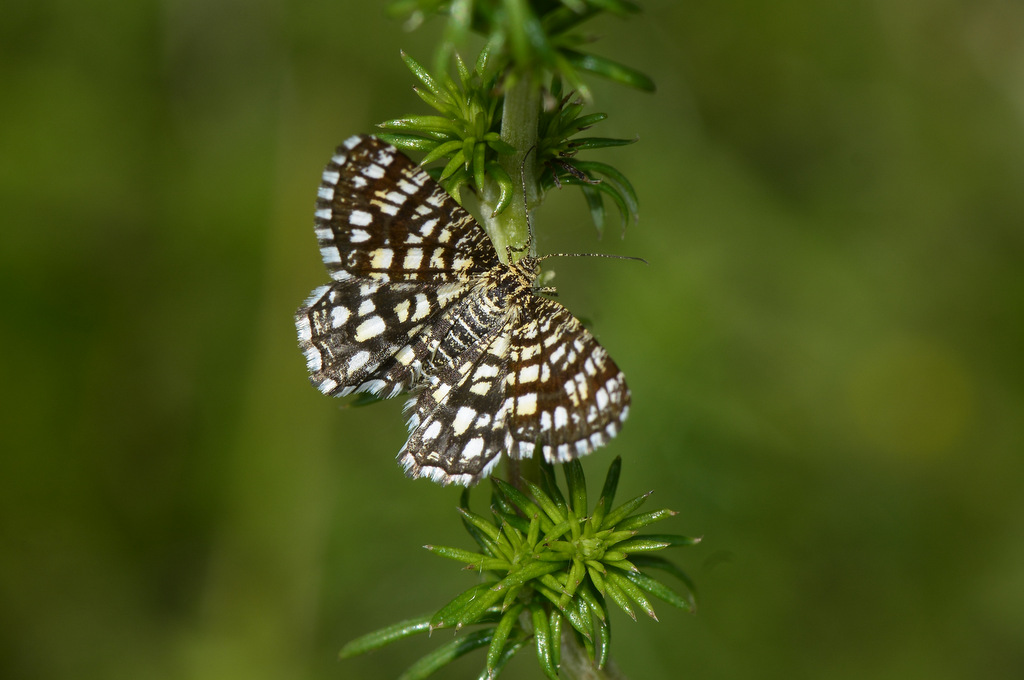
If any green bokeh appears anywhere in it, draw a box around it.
[2,1,1022,679]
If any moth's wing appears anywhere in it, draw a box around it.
[296,279,468,397]
[297,135,503,397]
[313,135,500,284]
[505,298,630,462]
[398,328,515,486]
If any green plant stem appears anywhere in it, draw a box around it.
[481,77,540,263]
[561,632,629,680]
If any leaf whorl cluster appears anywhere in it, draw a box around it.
[341,458,698,679]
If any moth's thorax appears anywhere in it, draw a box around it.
[481,256,540,306]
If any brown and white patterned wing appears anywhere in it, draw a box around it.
[313,135,500,284]
[297,135,498,399]
[296,279,468,398]
[505,298,630,463]
[398,328,514,486]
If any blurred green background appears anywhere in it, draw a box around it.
[3,1,1023,679]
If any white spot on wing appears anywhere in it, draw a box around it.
[554,406,569,430]
[354,316,386,342]
[370,249,393,269]
[516,393,537,415]
[331,305,350,327]
[395,344,416,366]
[432,382,451,402]
[488,334,511,358]
[473,363,500,380]
[428,247,446,269]
[350,211,372,227]
[394,299,410,323]
[348,351,370,373]
[422,421,442,441]
[403,248,424,271]
[463,437,485,459]
[575,374,588,401]
[411,294,430,322]
[452,406,477,436]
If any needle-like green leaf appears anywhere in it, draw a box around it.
[601,490,653,529]
[523,479,568,526]
[529,600,559,680]
[620,569,694,613]
[431,583,495,629]
[401,50,444,97]
[398,628,495,680]
[339,616,432,659]
[607,569,658,620]
[630,555,698,602]
[485,602,525,673]
[614,509,679,532]
[563,459,588,516]
[561,49,655,91]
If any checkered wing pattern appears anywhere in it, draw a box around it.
[296,135,631,485]
[297,135,491,398]
[297,279,467,398]
[399,327,514,484]
[399,298,630,485]
[505,300,630,463]
[312,135,499,283]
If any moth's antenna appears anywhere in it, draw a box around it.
[519,146,537,255]
[537,252,648,265]
[518,146,647,266]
